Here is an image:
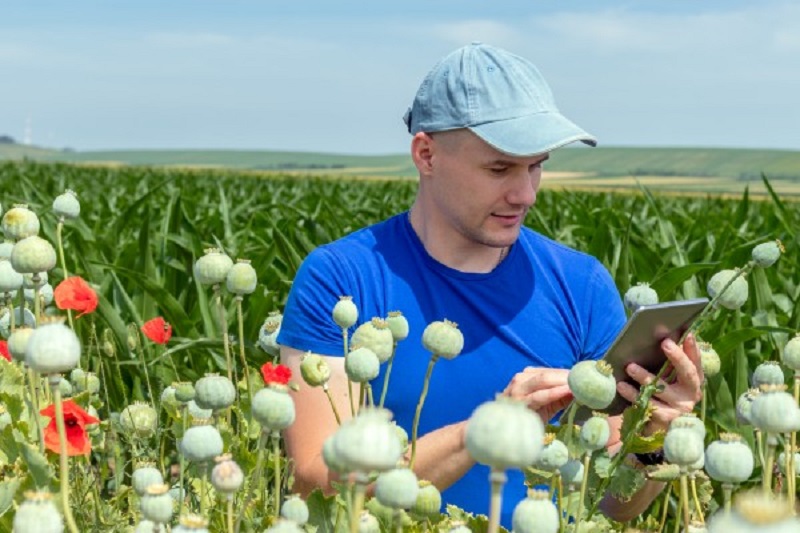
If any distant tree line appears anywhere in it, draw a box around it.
[0,135,16,144]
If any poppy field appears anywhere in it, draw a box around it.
[1,160,800,532]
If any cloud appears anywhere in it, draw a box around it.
[143,32,234,48]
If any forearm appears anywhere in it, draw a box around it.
[407,420,474,491]
[598,437,665,523]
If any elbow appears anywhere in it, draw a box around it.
[289,459,337,499]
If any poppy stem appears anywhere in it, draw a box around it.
[215,285,234,384]
[55,219,75,332]
[50,376,80,533]
[235,297,252,409]
[410,354,439,470]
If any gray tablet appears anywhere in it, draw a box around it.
[602,297,709,415]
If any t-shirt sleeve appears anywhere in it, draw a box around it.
[581,261,626,361]
[276,245,356,357]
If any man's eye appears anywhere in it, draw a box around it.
[489,167,509,174]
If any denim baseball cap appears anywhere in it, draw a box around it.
[403,42,597,156]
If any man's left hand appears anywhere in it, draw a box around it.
[616,333,704,434]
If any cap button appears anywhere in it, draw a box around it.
[471,41,482,46]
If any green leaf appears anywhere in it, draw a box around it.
[0,477,21,516]
[17,437,54,488]
[306,488,339,533]
[607,461,646,502]
[650,263,718,300]
[626,430,665,454]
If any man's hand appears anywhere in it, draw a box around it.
[617,333,704,434]
[503,367,573,422]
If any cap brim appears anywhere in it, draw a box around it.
[468,112,597,157]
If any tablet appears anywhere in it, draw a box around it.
[602,297,709,415]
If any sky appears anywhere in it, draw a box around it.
[2,1,799,154]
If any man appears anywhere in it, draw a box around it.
[277,42,703,526]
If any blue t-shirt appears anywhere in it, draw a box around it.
[278,212,625,527]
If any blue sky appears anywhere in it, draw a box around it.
[2,1,798,154]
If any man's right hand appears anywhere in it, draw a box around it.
[503,367,573,422]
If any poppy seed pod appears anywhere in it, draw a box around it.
[351,318,394,363]
[2,204,40,241]
[10,236,56,274]
[386,311,409,341]
[12,491,63,533]
[52,190,81,220]
[534,434,569,472]
[332,296,358,329]
[410,481,441,519]
[664,423,704,468]
[22,271,47,289]
[752,361,785,388]
[736,388,760,425]
[707,490,800,533]
[0,241,12,260]
[25,319,80,375]
[465,396,544,471]
[225,259,257,295]
[8,326,34,363]
[567,360,617,410]
[210,454,244,496]
[698,342,721,377]
[193,248,233,286]
[560,459,584,487]
[345,346,380,383]
[119,402,158,439]
[669,413,706,441]
[172,514,209,533]
[750,384,800,434]
[174,382,196,403]
[132,464,164,497]
[187,400,212,420]
[194,373,236,411]
[511,489,559,533]
[704,433,754,484]
[300,352,331,387]
[139,484,173,524]
[375,468,419,510]
[751,240,783,268]
[781,334,800,372]
[0,259,23,293]
[251,384,295,432]
[24,283,53,307]
[265,519,306,533]
[421,319,464,359]
[258,312,282,356]
[0,307,36,338]
[180,420,224,462]
[707,269,749,310]
[333,407,402,474]
[623,282,659,313]
[579,414,611,452]
[280,494,310,525]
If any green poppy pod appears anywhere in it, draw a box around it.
[567,360,617,410]
[2,204,40,241]
[12,491,63,533]
[375,468,419,510]
[139,484,173,524]
[332,296,358,329]
[194,373,236,411]
[511,489,559,533]
[180,421,224,463]
[10,236,56,274]
[707,269,749,310]
[704,433,754,484]
[465,396,544,471]
[421,319,464,360]
[351,318,394,363]
[280,494,310,525]
[252,384,296,432]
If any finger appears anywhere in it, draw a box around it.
[616,381,639,403]
[683,333,705,382]
[514,370,569,397]
[625,363,666,389]
[662,338,702,391]
[523,384,573,410]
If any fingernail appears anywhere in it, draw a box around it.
[663,339,677,350]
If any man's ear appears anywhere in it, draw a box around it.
[410,132,435,177]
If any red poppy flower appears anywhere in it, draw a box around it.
[261,362,292,385]
[54,276,99,317]
[40,399,100,456]
[141,317,172,345]
[0,340,10,362]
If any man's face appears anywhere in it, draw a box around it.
[423,129,547,251]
